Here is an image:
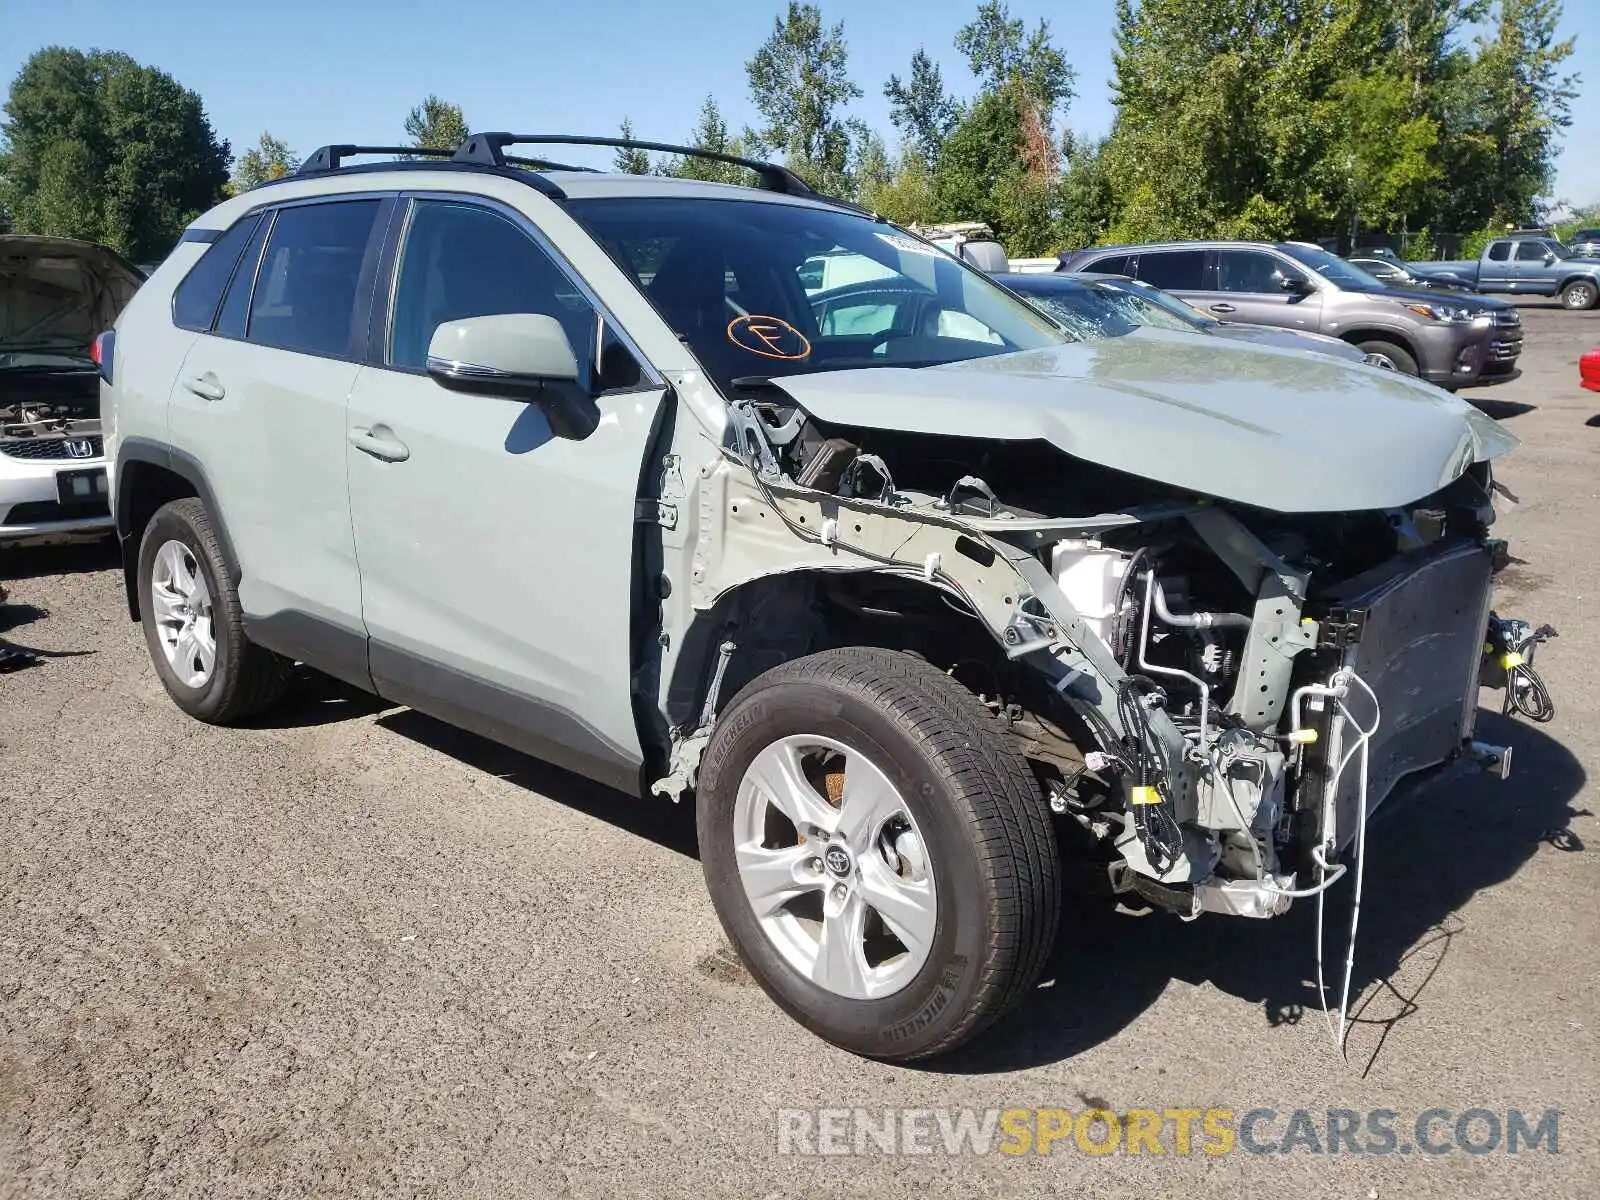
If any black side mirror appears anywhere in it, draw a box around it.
[1278,274,1310,294]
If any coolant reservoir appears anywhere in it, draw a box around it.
[1049,540,1130,647]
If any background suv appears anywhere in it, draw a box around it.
[1057,240,1521,387]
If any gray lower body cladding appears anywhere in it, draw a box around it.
[1301,540,1494,850]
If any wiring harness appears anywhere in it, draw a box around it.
[1486,613,1557,724]
[1115,675,1185,874]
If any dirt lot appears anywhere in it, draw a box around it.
[2,305,1597,1199]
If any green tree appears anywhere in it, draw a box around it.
[404,94,468,153]
[231,131,298,193]
[860,149,937,226]
[932,85,1058,254]
[884,49,959,166]
[660,96,750,184]
[1102,0,1390,240]
[954,0,1073,119]
[615,118,651,174]
[1461,0,1577,224]
[1323,73,1441,240]
[1,47,229,261]
[1056,136,1115,251]
[744,2,863,195]
[927,3,1076,254]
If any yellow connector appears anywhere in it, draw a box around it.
[1501,651,1524,669]
[1130,785,1161,806]
[1287,728,1319,745]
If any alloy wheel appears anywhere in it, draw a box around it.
[149,539,216,688]
[732,735,937,1000]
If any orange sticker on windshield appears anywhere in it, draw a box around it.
[728,314,812,361]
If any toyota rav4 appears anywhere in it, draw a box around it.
[104,135,1546,1061]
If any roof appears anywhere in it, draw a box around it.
[1067,240,1292,255]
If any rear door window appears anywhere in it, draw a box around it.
[1136,250,1206,291]
[1487,242,1511,262]
[213,215,272,339]
[246,200,383,358]
[172,216,261,331]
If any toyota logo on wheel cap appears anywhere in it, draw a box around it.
[824,846,853,877]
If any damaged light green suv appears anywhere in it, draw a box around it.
[105,135,1544,1061]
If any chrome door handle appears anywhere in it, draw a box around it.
[182,372,225,401]
[348,426,410,463]
[1208,303,1236,314]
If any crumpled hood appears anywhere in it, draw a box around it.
[1,236,144,354]
[772,328,1517,513]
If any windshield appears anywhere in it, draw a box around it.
[566,197,1067,391]
[1278,244,1389,292]
[1007,277,1208,339]
[1092,278,1216,329]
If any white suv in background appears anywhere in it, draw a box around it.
[1,236,143,542]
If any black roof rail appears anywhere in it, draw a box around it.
[452,133,820,198]
[290,143,568,200]
[297,145,454,174]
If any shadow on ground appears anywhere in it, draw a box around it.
[1470,397,1537,420]
[0,599,95,666]
[242,668,392,730]
[377,708,700,860]
[940,710,1586,1074]
[0,536,120,582]
[251,680,1585,1074]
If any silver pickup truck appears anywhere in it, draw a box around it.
[1422,235,1600,310]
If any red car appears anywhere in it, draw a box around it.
[1583,345,1600,391]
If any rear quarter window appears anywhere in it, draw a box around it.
[171,216,262,332]
[1084,254,1133,277]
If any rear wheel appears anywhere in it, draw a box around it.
[1561,279,1597,310]
[1355,340,1418,375]
[137,498,290,722]
[696,646,1059,1061]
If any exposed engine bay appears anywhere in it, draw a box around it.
[675,382,1553,932]
[1,375,102,441]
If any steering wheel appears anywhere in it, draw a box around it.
[867,327,918,351]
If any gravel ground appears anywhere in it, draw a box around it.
[2,304,1597,1198]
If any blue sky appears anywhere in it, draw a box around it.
[5,0,1596,210]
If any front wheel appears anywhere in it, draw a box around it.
[1561,279,1597,310]
[696,647,1059,1061]
[1355,340,1419,375]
